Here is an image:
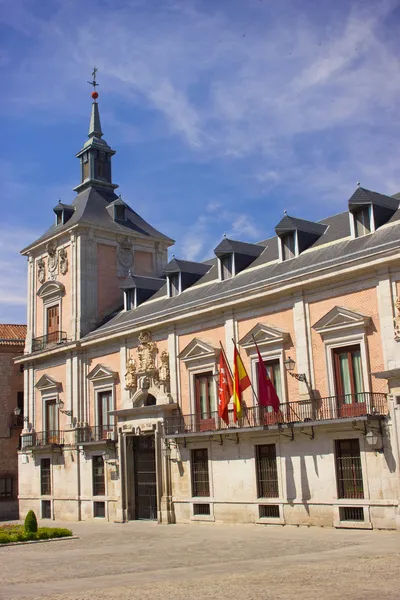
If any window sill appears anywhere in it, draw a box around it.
[334,520,372,530]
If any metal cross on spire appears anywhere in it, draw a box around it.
[87,66,99,90]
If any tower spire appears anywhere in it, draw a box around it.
[73,68,118,197]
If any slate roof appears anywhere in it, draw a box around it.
[120,275,165,291]
[275,215,328,236]
[0,324,27,345]
[163,258,211,276]
[83,205,400,342]
[348,187,399,211]
[214,237,265,258]
[21,186,174,252]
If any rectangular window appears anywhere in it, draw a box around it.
[256,444,279,498]
[354,207,371,237]
[195,372,216,420]
[256,359,282,402]
[191,449,210,497]
[193,503,210,516]
[42,500,51,519]
[169,274,180,297]
[46,305,60,338]
[96,151,107,179]
[0,477,13,499]
[220,254,233,280]
[333,345,364,403]
[259,504,280,518]
[83,154,89,180]
[93,501,105,518]
[282,233,295,260]
[93,455,105,496]
[41,458,51,495]
[339,506,364,522]
[125,289,136,310]
[97,391,114,438]
[45,400,58,444]
[335,439,364,499]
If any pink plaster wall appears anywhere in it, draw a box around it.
[87,351,121,418]
[135,251,154,276]
[34,364,67,431]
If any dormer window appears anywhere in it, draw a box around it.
[281,233,295,260]
[56,212,63,226]
[114,204,126,221]
[168,273,180,297]
[220,254,234,280]
[353,207,371,238]
[124,289,136,311]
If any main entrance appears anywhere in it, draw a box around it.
[133,435,157,520]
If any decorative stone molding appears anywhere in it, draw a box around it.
[138,330,157,372]
[37,280,65,300]
[125,356,137,390]
[117,236,134,276]
[35,374,62,392]
[394,297,400,341]
[59,247,68,275]
[87,364,118,382]
[159,350,170,383]
[178,338,218,364]
[46,240,58,279]
[239,323,290,350]
[313,306,371,337]
[37,258,46,284]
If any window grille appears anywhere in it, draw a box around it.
[193,503,211,516]
[41,458,51,495]
[335,439,364,499]
[259,505,280,518]
[256,444,279,498]
[339,506,364,522]
[191,449,210,497]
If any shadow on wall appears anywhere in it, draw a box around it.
[286,454,312,515]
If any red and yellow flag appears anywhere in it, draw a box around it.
[233,346,250,421]
[218,350,233,426]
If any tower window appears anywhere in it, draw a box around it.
[97,151,107,179]
[281,233,295,260]
[220,254,233,280]
[83,154,89,180]
[354,207,371,237]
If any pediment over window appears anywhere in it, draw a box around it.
[87,364,118,382]
[239,323,290,350]
[178,338,218,363]
[37,280,65,299]
[313,306,371,335]
[35,374,62,391]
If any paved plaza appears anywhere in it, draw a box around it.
[1,520,400,600]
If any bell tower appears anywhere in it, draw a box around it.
[74,67,118,201]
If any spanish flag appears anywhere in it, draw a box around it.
[233,346,250,421]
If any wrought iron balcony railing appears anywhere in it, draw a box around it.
[75,425,117,444]
[21,430,64,448]
[164,392,388,436]
[32,331,68,352]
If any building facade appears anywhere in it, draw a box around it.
[17,92,400,530]
[0,324,26,520]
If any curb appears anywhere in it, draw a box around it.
[0,536,79,548]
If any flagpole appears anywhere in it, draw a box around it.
[219,342,233,379]
[232,338,260,405]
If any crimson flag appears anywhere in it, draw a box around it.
[218,350,233,425]
[255,340,280,413]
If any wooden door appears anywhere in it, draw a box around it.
[45,400,57,444]
[195,373,216,432]
[333,345,366,417]
[47,305,59,342]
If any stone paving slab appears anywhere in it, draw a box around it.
[0,520,399,600]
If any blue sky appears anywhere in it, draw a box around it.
[1,0,400,323]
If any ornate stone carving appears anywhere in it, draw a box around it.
[138,330,157,372]
[125,356,137,390]
[117,237,134,276]
[37,258,46,284]
[46,240,58,278]
[59,247,68,275]
[394,297,400,340]
[159,350,170,383]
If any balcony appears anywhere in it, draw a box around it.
[75,425,117,444]
[32,331,68,353]
[164,392,388,437]
[21,430,64,449]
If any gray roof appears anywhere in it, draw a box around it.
[120,275,165,291]
[348,187,399,211]
[83,206,400,342]
[21,186,174,252]
[275,215,327,236]
[214,237,265,258]
[163,258,211,276]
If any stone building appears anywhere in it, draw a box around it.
[16,90,400,530]
[0,324,26,520]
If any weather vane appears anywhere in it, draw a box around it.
[88,67,99,101]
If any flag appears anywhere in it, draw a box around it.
[233,345,250,421]
[218,349,233,426]
[254,339,280,413]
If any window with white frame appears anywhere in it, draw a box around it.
[281,233,295,260]
[168,273,180,297]
[220,254,234,280]
[353,207,371,237]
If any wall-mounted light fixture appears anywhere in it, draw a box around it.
[56,399,73,417]
[284,356,308,384]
